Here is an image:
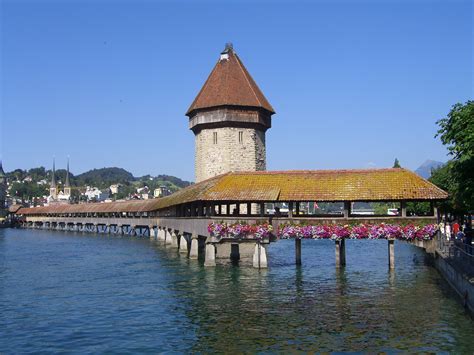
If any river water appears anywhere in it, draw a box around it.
[1,228,473,353]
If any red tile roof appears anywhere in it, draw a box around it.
[186,46,275,116]
[17,169,447,215]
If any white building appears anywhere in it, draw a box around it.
[110,184,122,195]
[84,186,109,202]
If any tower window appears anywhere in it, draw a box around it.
[238,131,243,143]
[213,132,217,144]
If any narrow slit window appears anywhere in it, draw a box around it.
[213,132,217,144]
[238,131,243,143]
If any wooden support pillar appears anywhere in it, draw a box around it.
[288,202,294,218]
[218,204,222,215]
[343,201,351,219]
[260,203,265,217]
[204,243,216,267]
[236,204,240,216]
[431,202,438,220]
[189,233,199,259]
[335,239,346,267]
[296,202,300,216]
[295,238,302,265]
[247,202,251,216]
[401,201,407,218]
[388,239,395,269]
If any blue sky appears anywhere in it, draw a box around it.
[1,0,472,182]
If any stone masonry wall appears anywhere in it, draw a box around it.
[195,127,266,182]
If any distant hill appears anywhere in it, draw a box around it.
[76,167,134,186]
[415,160,445,179]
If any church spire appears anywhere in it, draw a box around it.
[65,157,70,188]
[0,160,5,178]
[49,158,58,201]
[50,158,56,188]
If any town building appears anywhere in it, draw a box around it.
[84,186,109,202]
[154,185,171,198]
[110,184,122,195]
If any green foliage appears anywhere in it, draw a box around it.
[436,101,474,159]
[393,158,401,168]
[434,101,474,213]
[7,169,27,182]
[75,168,134,188]
[9,181,48,200]
[114,184,137,200]
[28,167,47,181]
[406,201,431,216]
[372,202,398,215]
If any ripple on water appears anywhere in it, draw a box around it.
[0,229,473,353]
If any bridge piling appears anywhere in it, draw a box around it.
[388,239,395,269]
[170,231,179,248]
[204,242,216,267]
[179,233,188,254]
[156,227,163,241]
[335,239,346,267]
[165,229,173,245]
[189,233,199,259]
[295,238,302,265]
[253,242,268,268]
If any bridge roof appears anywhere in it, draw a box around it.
[17,168,447,215]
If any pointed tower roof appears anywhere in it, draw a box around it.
[65,157,70,187]
[51,158,57,188]
[186,44,275,116]
[0,160,5,178]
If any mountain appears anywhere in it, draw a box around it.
[415,160,445,179]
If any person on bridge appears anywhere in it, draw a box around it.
[462,223,472,255]
[453,220,460,236]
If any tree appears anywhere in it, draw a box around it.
[434,101,474,213]
[393,158,401,168]
[436,101,474,159]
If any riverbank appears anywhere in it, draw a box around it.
[433,250,474,318]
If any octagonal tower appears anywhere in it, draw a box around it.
[186,44,275,183]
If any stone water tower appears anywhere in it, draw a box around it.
[186,44,275,182]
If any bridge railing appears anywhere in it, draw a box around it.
[446,240,474,278]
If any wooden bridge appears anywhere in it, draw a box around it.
[14,169,447,268]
